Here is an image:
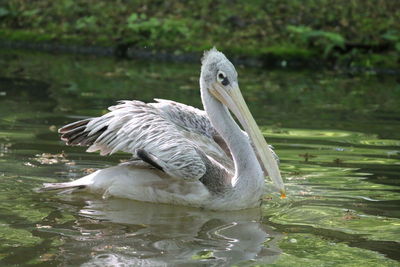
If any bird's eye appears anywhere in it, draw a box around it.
[217,71,229,86]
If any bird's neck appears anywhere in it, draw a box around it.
[201,87,264,192]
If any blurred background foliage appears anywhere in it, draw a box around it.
[0,0,399,68]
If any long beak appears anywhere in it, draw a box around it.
[210,82,286,197]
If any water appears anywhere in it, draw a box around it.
[0,50,399,266]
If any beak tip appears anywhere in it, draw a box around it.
[279,189,287,199]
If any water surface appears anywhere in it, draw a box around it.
[0,50,399,266]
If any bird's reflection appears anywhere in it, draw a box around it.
[58,197,282,266]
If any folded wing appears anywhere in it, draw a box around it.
[59,100,231,180]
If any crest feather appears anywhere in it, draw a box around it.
[201,47,220,64]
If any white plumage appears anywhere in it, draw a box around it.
[42,48,285,210]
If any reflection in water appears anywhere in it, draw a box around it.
[58,198,281,266]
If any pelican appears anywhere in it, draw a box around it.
[42,48,285,210]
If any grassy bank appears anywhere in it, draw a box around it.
[1,0,399,68]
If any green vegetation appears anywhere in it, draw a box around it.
[287,25,346,58]
[0,0,399,68]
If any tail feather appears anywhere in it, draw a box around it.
[40,169,99,194]
[59,118,91,134]
[59,118,106,147]
[39,182,87,192]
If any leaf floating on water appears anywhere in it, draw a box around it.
[33,152,69,165]
[23,162,36,167]
[35,224,52,229]
[48,125,57,132]
[0,143,12,153]
[39,253,55,262]
[342,210,360,220]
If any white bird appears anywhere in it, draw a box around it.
[42,48,285,210]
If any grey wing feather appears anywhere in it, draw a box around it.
[150,99,234,170]
[150,99,218,138]
[59,100,207,180]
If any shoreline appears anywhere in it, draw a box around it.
[1,39,398,75]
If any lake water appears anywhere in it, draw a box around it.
[0,50,399,266]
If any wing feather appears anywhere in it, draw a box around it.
[150,99,233,169]
[151,99,217,138]
[59,100,207,180]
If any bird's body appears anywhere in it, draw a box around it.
[43,49,285,210]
